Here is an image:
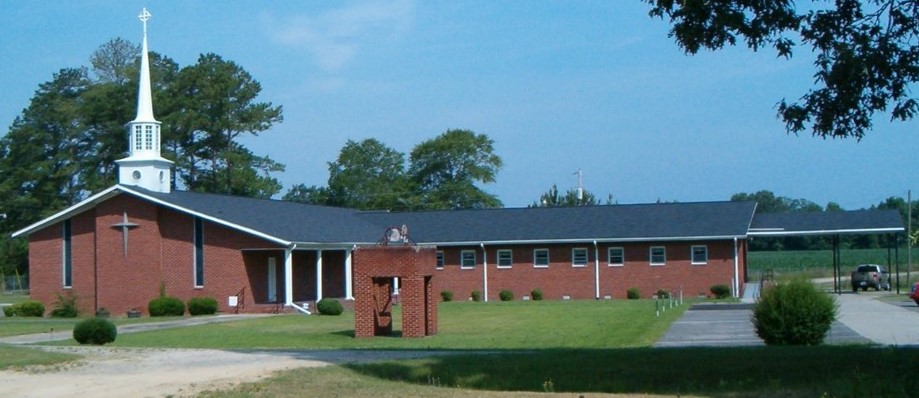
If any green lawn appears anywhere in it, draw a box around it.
[197,346,919,398]
[107,300,685,349]
[0,345,77,370]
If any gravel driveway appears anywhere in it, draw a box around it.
[0,346,450,398]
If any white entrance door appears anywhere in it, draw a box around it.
[268,257,277,302]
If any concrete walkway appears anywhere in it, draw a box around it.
[0,314,272,345]
[656,292,919,347]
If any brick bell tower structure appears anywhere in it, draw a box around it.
[353,226,437,338]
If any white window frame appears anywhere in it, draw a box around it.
[496,249,513,269]
[608,247,624,267]
[436,251,444,269]
[460,250,476,269]
[649,246,666,266]
[533,248,550,268]
[691,245,708,265]
[572,247,588,267]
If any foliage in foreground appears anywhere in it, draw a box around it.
[9,300,45,317]
[199,346,919,398]
[72,317,117,345]
[50,293,79,318]
[753,278,837,345]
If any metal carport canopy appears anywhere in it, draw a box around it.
[747,209,906,294]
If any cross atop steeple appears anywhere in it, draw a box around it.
[116,7,173,193]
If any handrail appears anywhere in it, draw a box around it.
[289,301,311,315]
[233,286,246,314]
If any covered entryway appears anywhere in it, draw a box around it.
[241,246,354,312]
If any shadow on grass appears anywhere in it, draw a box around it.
[342,346,919,397]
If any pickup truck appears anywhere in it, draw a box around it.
[851,264,891,292]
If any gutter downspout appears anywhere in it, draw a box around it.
[481,243,488,302]
[593,240,599,299]
[733,237,739,298]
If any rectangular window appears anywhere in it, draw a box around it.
[436,251,444,269]
[534,248,549,268]
[497,250,512,268]
[650,246,666,266]
[572,248,588,267]
[133,125,143,150]
[194,217,204,287]
[691,245,708,265]
[608,247,624,266]
[144,125,153,150]
[62,219,72,288]
[460,250,476,269]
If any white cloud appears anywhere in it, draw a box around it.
[264,0,415,71]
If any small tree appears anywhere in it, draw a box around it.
[50,292,79,318]
[753,278,837,345]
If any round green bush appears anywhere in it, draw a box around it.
[471,290,482,302]
[148,296,186,317]
[13,300,45,317]
[626,288,640,300]
[2,306,13,317]
[753,279,837,345]
[440,290,454,302]
[530,288,543,301]
[710,284,731,299]
[499,289,514,301]
[187,296,218,316]
[316,298,343,315]
[73,317,117,345]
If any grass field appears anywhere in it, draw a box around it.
[748,248,919,278]
[103,300,686,350]
[0,345,77,370]
[0,315,188,338]
[196,346,919,398]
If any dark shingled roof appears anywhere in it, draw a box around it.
[749,210,904,236]
[133,188,758,245]
[360,201,757,244]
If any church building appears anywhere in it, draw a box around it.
[11,10,905,317]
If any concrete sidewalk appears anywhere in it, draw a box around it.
[0,314,273,345]
[835,292,919,346]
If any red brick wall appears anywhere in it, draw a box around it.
[27,209,97,316]
[435,240,746,301]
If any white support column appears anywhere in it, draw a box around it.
[315,250,323,301]
[594,241,600,299]
[393,277,400,295]
[481,243,488,302]
[284,247,293,306]
[733,237,740,298]
[344,248,353,300]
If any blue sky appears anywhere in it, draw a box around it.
[2,1,916,210]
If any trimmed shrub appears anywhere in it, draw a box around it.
[530,288,543,301]
[148,296,185,317]
[188,296,218,316]
[440,290,454,302]
[471,290,482,302]
[656,289,670,299]
[499,289,514,301]
[626,288,640,300]
[710,284,731,299]
[753,278,837,345]
[12,300,45,317]
[73,317,117,345]
[50,293,79,318]
[316,298,343,315]
[2,306,13,317]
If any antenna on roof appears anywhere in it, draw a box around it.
[574,169,584,204]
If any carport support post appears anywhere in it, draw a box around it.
[344,248,353,300]
[284,247,293,306]
[315,250,323,301]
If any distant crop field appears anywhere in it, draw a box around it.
[748,248,918,278]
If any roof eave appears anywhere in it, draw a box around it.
[748,227,905,237]
[11,186,124,238]
[423,235,748,247]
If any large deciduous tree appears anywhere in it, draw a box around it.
[645,0,919,139]
[326,138,409,210]
[408,129,503,209]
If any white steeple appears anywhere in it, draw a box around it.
[116,7,173,193]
